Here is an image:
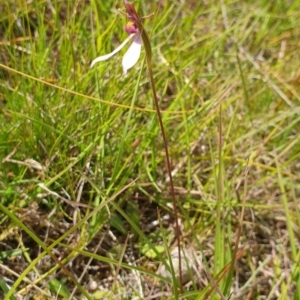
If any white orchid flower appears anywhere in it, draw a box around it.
[91,27,141,75]
[91,0,154,75]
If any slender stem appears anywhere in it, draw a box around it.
[146,51,183,294]
[123,1,183,293]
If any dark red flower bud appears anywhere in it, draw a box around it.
[124,1,140,23]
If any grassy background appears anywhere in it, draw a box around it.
[1,0,300,299]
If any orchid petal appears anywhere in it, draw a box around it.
[90,34,136,68]
[122,33,141,74]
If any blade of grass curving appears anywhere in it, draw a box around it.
[0,203,91,300]
[213,107,224,278]
[0,63,195,115]
[0,278,16,300]
[224,162,249,294]
[57,242,170,284]
[204,249,244,299]
[275,155,297,259]
[0,178,138,300]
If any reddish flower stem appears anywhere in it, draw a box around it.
[123,1,183,294]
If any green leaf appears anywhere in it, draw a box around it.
[142,244,164,258]
[110,213,127,235]
[48,278,71,298]
[0,278,16,300]
[0,248,28,261]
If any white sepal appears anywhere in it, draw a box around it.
[122,33,142,74]
[90,34,136,68]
